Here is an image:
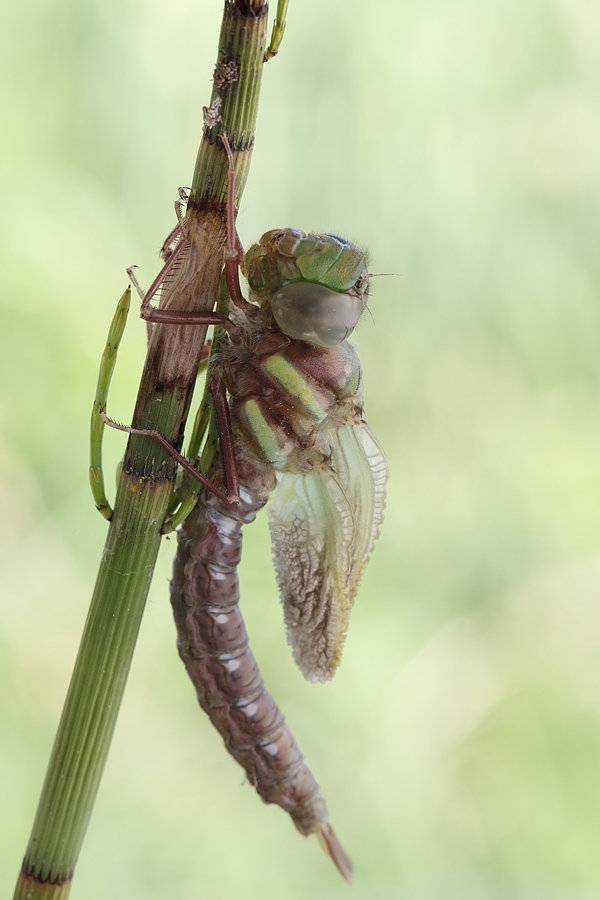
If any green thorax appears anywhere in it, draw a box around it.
[227,333,363,474]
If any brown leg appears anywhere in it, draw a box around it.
[100,412,236,505]
[127,235,191,344]
[209,377,239,500]
[220,134,253,312]
[140,307,234,330]
[138,236,190,313]
[160,222,185,263]
[160,188,191,261]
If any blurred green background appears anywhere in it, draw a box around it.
[2,0,600,897]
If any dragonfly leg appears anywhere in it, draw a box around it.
[126,260,153,344]
[163,369,240,532]
[176,186,191,224]
[209,376,239,500]
[126,265,146,304]
[127,235,191,343]
[127,187,192,340]
[162,392,213,533]
[264,0,289,62]
[220,133,253,312]
[89,287,131,520]
[130,229,234,332]
[159,223,184,263]
[139,306,234,330]
[136,235,190,311]
[160,187,191,261]
[100,412,234,506]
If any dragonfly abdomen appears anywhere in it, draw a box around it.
[170,485,333,836]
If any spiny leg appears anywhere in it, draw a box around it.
[125,188,192,341]
[99,412,236,506]
[134,188,237,331]
[220,133,253,312]
[89,287,131,520]
[159,223,185,263]
[176,186,191,224]
[126,241,185,343]
[154,370,240,533]
[140,306,234,330]
[209,377,239,501]
[160,188,191,261]
[162,397,213,533]
[127,195,193,342]
[126,265,146,304]
[130,235,189,314]
[164,287,231,533]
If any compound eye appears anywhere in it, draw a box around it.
[271,281,364,348]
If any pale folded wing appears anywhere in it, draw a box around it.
[267,420,388,682]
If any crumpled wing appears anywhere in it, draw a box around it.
[267,420,388,682]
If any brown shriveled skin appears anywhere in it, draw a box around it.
[170,472,353,881]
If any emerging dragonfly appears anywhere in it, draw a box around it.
[94,138,387,882]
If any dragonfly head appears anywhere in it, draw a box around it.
[245,229,370,348]
[270,281,364,348]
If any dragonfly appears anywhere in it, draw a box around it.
[95,137,387,882]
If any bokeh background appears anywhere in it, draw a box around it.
[2,0,600,897]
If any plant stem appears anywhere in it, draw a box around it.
[15,474,170,900]
[14,3,270,897]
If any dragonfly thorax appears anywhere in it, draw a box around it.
[217,320,363,479]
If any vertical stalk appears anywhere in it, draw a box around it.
[13,3,270,898]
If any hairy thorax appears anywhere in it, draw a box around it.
[213,306,364,478]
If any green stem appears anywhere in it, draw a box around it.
[15,474,170,899]
[14,3,272,897]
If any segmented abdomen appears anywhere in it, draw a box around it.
[169,484,329,836]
